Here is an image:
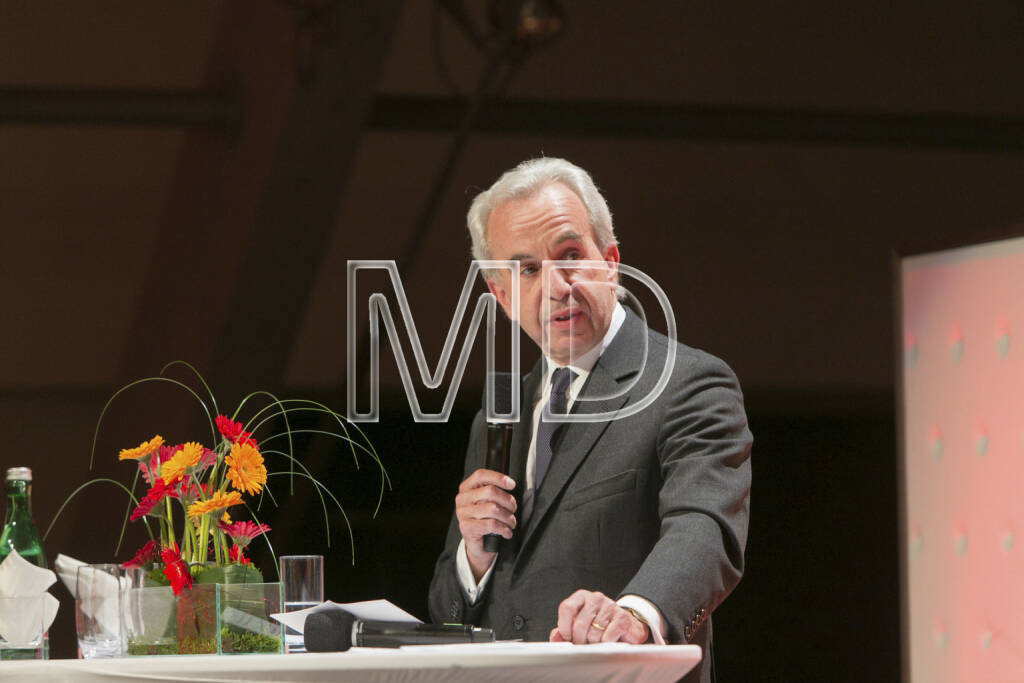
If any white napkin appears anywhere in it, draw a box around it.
[55,553,123,632]
[0,549,60,646]
[54,553,86,597]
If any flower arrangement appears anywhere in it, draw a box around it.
[50,362,385,595]
[115,422,272,594]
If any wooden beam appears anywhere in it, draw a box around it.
[368,96,1024,151]
[205,0,404,398]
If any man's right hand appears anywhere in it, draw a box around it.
[456,468,517,581]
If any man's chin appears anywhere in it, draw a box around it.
[543,335,599,364]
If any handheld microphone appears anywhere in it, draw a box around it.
[303,609,495,652]
[483,372,516,553]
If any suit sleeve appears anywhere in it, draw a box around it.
[428,410,491,626]
[619,349,752,643]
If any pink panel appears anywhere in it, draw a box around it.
[902,237,1024,683]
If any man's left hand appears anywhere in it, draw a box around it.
[548,590,649,644]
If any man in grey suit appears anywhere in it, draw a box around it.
[428,158,751,682]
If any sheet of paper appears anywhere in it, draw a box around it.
[270,599,421,633]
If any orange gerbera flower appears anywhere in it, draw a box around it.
[118,435,165,461]
[224,442,267,495]
[186,490,243,518]
[160,442,204,484]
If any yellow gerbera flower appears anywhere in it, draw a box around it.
[225,442,267,496]
[118,435,165,461]
[187,490,243,518]
[160,442,204,484]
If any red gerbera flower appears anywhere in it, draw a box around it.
[199,446,218,468]
[130,479,175,521]
[121,540,158,569]
[178,479,209,502]
[140,444,179,485]
[217,520,271,548]
[216,415,244,441]
[215,415,258,448]
[227,545,251,565]
[160,543,193,595]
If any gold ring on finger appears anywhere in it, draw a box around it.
[590,621,607,631]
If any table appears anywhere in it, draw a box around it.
[0,642,700,682]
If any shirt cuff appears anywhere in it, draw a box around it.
[455,539,496,604]
[617,594,667,645]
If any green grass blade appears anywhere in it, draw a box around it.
[90,376,212,469]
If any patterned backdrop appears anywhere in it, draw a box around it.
[901,235,1024,682]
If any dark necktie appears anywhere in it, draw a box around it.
[535,367,576,490]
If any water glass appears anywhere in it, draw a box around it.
[0,595,46,660]
[75,564,124,659]
[279,555,323,653]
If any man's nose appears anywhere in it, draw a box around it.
[544,262,573,299]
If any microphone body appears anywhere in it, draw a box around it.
[482,422,513,552]
[304,609,495,652]
[482,372,518,553]
[355,620,496,648]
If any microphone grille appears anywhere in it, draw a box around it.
[484,372,516,417]
[304,609,355,652]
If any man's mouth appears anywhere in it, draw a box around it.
[550,309,582,323]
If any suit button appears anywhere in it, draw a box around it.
[512,615,526,631]
[684,625,693,640]
[699,607,707,619]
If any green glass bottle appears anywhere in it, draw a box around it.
[0,466,48,660]
[0,467,47,568]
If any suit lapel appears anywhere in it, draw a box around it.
[506,362,542,555]
[515,310,647,562]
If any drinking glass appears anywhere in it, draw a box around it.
[75,563,124,659]
[279,555,323,653]
[0,595,46,660]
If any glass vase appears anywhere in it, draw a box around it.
[123,571,283,655]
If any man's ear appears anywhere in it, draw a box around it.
[602,244,621,281]
[487,277,516,320]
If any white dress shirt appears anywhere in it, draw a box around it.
[455,303,667,643]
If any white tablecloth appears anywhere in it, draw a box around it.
[0,642,700,683]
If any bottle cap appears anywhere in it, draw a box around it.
[5,467,32,481]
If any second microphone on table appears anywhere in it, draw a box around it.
[304,609,495,651]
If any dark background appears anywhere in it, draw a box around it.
[2,1,1023,679]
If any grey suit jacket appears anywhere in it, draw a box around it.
[428,310,752,683]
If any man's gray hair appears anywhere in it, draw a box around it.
[467,157,617,265]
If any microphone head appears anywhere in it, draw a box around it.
[484,372,516,420]
[304,609,356,652]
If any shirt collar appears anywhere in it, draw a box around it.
[543,302,626,382]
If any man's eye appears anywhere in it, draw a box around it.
[564,250,581,260]
[521,264,538,276]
